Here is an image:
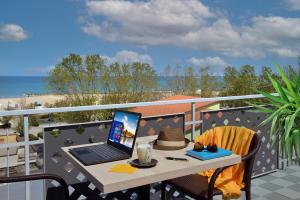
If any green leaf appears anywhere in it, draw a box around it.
[247,103,273,113]
[284,115,291,140]
[285,135,292,161]
[275,64,297,99]
[260,104,289,126]
[296,79,300,94]
[282,87,300,103]
[259,90,289,105]
[267,73,289,103]
[288,66,298,84]
[270,114,278,136]
[292,129,300,162]
[285,107,300,141]
[284,116,292,162]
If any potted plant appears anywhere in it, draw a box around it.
[255,64,300,164]
[51,128,61,138]
[76,125,85,135]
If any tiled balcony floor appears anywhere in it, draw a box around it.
[158,165,300,200]
[1,166,300,200]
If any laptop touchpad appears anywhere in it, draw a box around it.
[76,149,90,155]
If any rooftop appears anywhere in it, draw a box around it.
[130,95,217,118]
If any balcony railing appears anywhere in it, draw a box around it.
[0,94,271,200]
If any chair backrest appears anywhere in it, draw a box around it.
[242,133,261,186]
[0,173,69,200]
[200,126,261,185]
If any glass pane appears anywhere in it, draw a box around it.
[0,146,26,200]
[30,180,44,200]
[30,144,43,174]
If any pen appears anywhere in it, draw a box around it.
[166,157,188,161]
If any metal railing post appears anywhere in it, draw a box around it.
[6,128,10,200]
[23,115,30,200]
[191,102,196,141]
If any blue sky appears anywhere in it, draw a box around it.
[0,0,300,76]
[115,111,139,134]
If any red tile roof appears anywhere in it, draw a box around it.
[130,95,216,118]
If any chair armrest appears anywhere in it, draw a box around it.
[208,141,261,198]
[241,143,260,162]
[0,173,69,200]
[208,151,255,191]
[207,165,234,198]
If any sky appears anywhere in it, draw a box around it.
[115,111,139,134]
[0,0,300,76]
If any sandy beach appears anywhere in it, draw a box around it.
[0,94,65,109]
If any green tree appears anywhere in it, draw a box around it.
[239,65,257,94]
[199,66,219,97]
[130,62,157,101]
[162,65,173,93]
[221,66,239,96]
[100,62,158,119]
[100,62,131,103]
[183,67,197,96]
[222,65,257,96]
[101,62,158,103]
[257,66,280,93]
[169,65,184,94]
[48,54,158,122]
[48,54,105,123]
[48,54,104,96]
[221,65,257,106]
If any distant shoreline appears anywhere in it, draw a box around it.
[0,94,65,109]
[0,76,224,99]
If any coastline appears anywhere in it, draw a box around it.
[0,94,65,109]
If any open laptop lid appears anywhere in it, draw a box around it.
[107,110,142,156]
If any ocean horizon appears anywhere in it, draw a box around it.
[0,76,223,98]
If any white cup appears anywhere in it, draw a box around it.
[136,142,152,164]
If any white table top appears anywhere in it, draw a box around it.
[61,136,241,193]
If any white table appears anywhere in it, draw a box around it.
[61,136,241,199]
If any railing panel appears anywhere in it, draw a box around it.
[44,113,184,199]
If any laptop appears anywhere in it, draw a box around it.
[69,110,142,166]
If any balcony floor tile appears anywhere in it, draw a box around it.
[275,188,300,199]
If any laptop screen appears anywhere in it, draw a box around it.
[108,111,141,151]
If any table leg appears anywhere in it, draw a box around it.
[139,184,150,200]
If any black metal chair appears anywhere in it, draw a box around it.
[161,133,261,200]
[0,173,69,200]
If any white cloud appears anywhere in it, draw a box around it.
[188,56,227,67]
[239,16,300,58]
[82,0,215,46]
[0,24,28,41]
[103,50,153,65]
[188,56,228,75]
[287,0,300,10]
[86,0,214,29]
[268,48,298,57]
[81,21,119,42]
[81,0,300,59]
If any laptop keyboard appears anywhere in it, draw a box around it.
[87,144,128,160]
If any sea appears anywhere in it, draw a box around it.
[0,76,223,98]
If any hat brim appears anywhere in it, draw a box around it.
[152,138,190,151]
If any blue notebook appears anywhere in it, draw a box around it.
[186,148,232,160]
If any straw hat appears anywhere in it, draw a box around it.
[153,127,189,150]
